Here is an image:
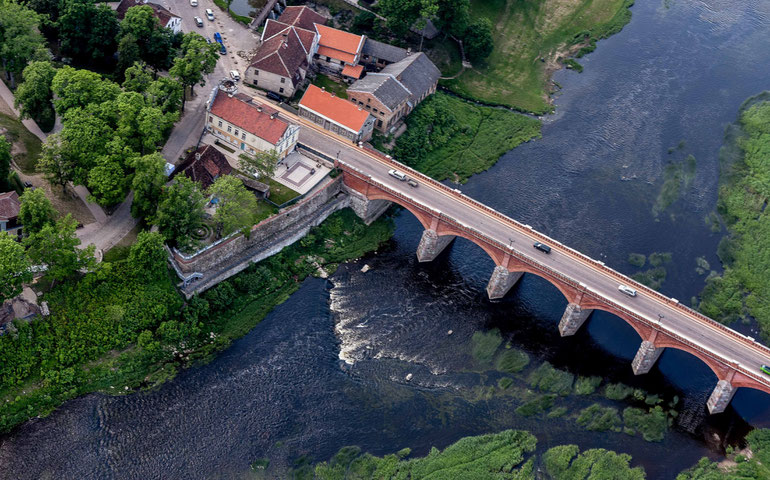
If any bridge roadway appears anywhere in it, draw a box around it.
[268,100,770,410]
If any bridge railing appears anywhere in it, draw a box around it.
[345,147,770,360]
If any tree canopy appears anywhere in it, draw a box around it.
[24,214,95,285]
[207,175,259,236]
[154,175,206,249]
[169,33,219,110]
[0,2,48,86]
[239,150,278,180]
[15,61,57,131]
[0,232,31,303]
[130,152,167,219]
[18,188,57,235]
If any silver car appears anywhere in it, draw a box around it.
[618,285,637,297]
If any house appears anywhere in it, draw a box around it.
[206,87,300,158]
[0,191,22,239]
[115,0,182,34]
[313,24,365,76]
[178,144,233,190]
[347,52,440,132]
[245,6,327,97]
[298,85,374,142]
[360,38,408,71]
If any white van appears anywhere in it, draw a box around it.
[388,169,407,181]
[618,285,637,297]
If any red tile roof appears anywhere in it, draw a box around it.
[210,93,289,145]
[299,85,370,133]
[0,191,20,222]
[180,144,233,190]
[277,5,326,31]
[252,24,310,82]
[341,64,364,79]
[315,24,364,64]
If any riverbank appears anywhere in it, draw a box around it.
[697,92,770,341]
[0,209,394,433]
[442,0,634,113]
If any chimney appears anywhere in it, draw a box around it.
[257,105,262,112]
[321,87,325,91]
[195,153,202,161]
[358,105,362,111]
[270,113,276,119]
[331,92,335,97]
[406,47,412,56]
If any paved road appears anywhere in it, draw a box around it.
[278,106,770,394]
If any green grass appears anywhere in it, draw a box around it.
[254,199,278,223]
[312,74,348,99]
[212,0,252,24]
[259,176,300,205]
[394,92,541,182]
[577,403,622,432]
[0,111,43,174]
[442,0,634,113]
[527,362,574,395]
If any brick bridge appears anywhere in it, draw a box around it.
[331,145,770,415]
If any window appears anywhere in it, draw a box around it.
[234,129,239,137]
[365,104,370,110]
[358,101,363,106]
[367,98,370,103]
[254,69,259,76]
[209,116,213,123]
[280,77,285,84]
[373,108,378,113]
[326,56,331,62]
[227,126,232,133]
[379,111,384,116]
[241,132,246,140]
[218,120,222,127]
[279,87,284,93]
[254,80,258,85]
[377,120,382,127]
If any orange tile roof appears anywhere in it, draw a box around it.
[299,85,370,133]
[316,45,357,65]
[341,64,364,78]
[210,93,289,145]
[315,24,363,63]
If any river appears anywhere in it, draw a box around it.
[2,0,770,478]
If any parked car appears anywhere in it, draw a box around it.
[761,364,770,376]
[219,44,227,55]
[229,70,240,81]
[618,285,637,297]
[388,169,407,181]
[407,178,418,188]
[533,242,551,254]
[214,32,222,43]
[194,16,203,27]
[205,36,212,44]
[266,91,282,102]
[190,0,197,5]
[205,8,214,20]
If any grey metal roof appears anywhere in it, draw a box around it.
[361,39,408,64]
[380,53,440,104]
[347,74,410,111]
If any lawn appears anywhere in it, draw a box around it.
[0,111,43,174]
[259,176,301,205]
[312,74,348,99]
[443,0,633,113]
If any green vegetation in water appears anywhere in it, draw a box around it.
[495,347,530,373]
[678,429,770,479]
[393,92,541,183]
[515,394,556,417]
[497,377,513,390]
[547,406,568,418]
[649,251,672,267]
[576,403,622,432]
[470,328,504,367]
[543,444,645,480]
[443,0,634,113]
[527,362,574,395]
[695,256,711,275]
[0,209,394,433]
[632,267,667,290]
[698,96,770,339]
[623,406,668,442]
[574,375,603,395]
[628,253,646,267]
[705,211,722,232]
[562,58,584,73]
[653,151,696,219]
[604,382,634,400]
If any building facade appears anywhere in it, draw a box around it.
[299,85,374,142]
[313,24,365,75]
[0,191,22,239]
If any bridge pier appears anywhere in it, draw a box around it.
[558,303,593,336]
[486,266,523,300]
[347,189,392,225]
[707,379,736,414]
[416,229,455,262]
[631,341,664,375]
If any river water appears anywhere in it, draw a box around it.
[2,0,770,478]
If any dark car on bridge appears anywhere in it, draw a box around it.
[533,242,551,254]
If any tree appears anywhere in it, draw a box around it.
[130,152,166,219]
[434,0,469,37]
[51,66,121,115]
[239,150,277,180]
[18,188,57,235]
[122,62,153,93]
[463,18,494,61]
[57,0,119,63]
[377,0,423,37]
[58,107,113,183]
[0,232,31,302]
[24,214,95,286]
[154,175,205,248]
[145,76,183,114]
[15,60,56,131]
[127,230,167,281]
[0,136,9,190]
[0,2,48,87]
[116,33,142,78]
[137,106,177,153]
[87,144,133,207]
[120,5,158,44]
[37,133,76,191]
[169,33,219,111]
[207,175,259,236]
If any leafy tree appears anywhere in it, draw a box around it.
[130,152,166,219]
[238,150,278,180]
[207,175,259,236]
[119,5,174,73]
[127,230,167,281]
[116,33,142,77]
[15,60,56,131]
[377,0,425,36]
[434,0,469,37]
[37,133,76,191]
[145,76,183,114]
[87,140,135,207]
[351,11,376,34]
[51,66,121,115]
[463,18,494,61]
[0,2,48,87]
[0,135,9,190]
[154,175,205,248]
[120,5,158,44]
[59,107,113,183]
[24,214,95,286]
[122,61,153,93]
[18,188,57,235]
[58,0,119,62]
[169,33,219,111]
[0,232,31,302]
[137,106,177,153]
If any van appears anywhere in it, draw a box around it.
[388,169,407,181]
[618,285,637,297]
